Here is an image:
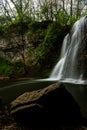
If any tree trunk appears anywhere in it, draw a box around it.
[70,0,73,16]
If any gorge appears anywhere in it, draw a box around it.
[1,16,87,126]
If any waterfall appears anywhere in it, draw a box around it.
[49,16,87,84]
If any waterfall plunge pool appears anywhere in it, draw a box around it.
[0,79,87,119]
[0,79,55,105]
[36,78,87,119]
[64,83,87,119]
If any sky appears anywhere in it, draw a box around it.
[82,0,87,4]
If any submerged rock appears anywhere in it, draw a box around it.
[10,83,82,128]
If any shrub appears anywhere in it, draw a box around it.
[0,56,13,76]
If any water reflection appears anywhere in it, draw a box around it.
[0,79,55,105]
[65,83,87,118]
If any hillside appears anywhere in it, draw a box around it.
[0,20,70,79]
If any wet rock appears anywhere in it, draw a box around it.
[10,83,82,128]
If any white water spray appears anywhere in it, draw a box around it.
[49,16,87,84]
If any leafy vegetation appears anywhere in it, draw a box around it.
[0,0,86,78]
[0,56,13,76]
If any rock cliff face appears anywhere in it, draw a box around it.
[10,83,82,128]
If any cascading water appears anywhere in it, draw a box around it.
[49,16,87,84]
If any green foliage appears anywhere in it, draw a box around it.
[41,2,49,20]
[0,57,13,76]
[27,21,49,49]
[28,21,39,31]
[34,23,61,63]
[56,10,69,25]
[68,16,79,26]
[0,17,71,78]
[43,22,69,51]
[13,60,26,75]
[34,21,70,68]
[0,26,4,37]
[44,23,59,48]
[0,65,12,75]
[2,16,30,38]
[0,0,85,78]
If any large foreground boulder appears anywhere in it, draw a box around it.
[10,83,82,128]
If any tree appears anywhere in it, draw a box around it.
[0,0,87,76]
[0,0,32,74]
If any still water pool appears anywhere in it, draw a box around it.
[0,79,87,118]
[64,83,87,119]
[0,79,55,105]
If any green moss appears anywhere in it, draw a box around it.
[0,57,13,76]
